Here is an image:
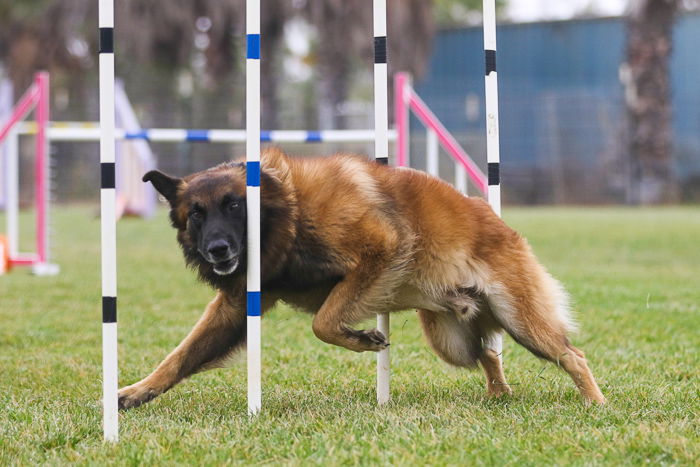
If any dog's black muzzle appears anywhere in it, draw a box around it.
[202,239,240,275]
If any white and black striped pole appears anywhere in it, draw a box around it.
[483,0,501,216]
[483,0,504,359]
[373,0,391,405]
[246,0,262,416]
[98,0,118,442]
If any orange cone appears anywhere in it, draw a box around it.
[0,235,10,275]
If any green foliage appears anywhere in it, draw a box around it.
[1,205,698,464]
[434,0,507,26]
[0,0,53,22]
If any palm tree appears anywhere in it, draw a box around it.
[114,0,245,130]
[303,0,435,129]
[260,0,291,129]
[624,0,681,203]
[0,0,90,92]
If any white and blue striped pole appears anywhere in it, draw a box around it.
[373,0,391,405]
[483,0,504,359]
[246,0,262,416]
[98,0,118,442]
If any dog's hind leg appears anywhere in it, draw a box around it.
[417,309,482,368]
[118,291,250,410]
[486,276,605,405]
[475,312,512,397]
[418,308,512,397]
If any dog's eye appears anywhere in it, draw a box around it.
[228,201,239,211]
[190,210,203,220]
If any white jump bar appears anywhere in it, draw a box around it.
[16,124,397,144]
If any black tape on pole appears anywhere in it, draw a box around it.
[99,27,114,54]
[374,36,387,64]
[102,296,117,323]
[485,49,496,75]
[101,162,116,189]
[488,162,500,186]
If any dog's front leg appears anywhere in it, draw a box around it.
[311,257,394,353]
[118,291,245,410]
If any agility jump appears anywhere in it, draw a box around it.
[0,72,58,275]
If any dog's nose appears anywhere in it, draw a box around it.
[207,240,230,259]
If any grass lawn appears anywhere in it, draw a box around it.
[1,205,698,465]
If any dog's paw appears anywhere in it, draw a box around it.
[355,328,390,352]
[583,393,606,406]
[486,383,513,398]
[118,383,158,410]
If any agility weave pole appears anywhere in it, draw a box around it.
[246,0,262,416]
[93,0,496,430]
[98,0,119,442]
[373,0,391,406]
[482,0,504,359]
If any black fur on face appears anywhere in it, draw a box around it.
[185,191,246,276]
[144,160,297,290]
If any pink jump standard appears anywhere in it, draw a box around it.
[0,72,57,275]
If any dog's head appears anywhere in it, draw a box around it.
[143,149,295,280]
[144,164,247,275]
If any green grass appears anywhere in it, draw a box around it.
[1,205,698,465]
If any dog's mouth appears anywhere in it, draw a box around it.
[212,257,239,275]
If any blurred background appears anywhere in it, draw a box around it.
[1,0,699,205]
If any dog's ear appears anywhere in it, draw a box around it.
[261,148,291,186]
[143,170,182,207]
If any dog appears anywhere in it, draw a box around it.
[117,148,605,409]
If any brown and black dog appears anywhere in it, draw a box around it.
[117,148,605,409]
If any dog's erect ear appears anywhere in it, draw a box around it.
[143,170,182,206]
[261,148,291,186]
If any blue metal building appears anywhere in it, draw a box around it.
[414,13,700,203]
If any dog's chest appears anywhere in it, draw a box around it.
[266,227,345,289]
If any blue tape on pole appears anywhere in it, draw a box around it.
[247,161,260,187]
[305,131,322,142]
[186,130,210,142]
[125,131,149,140]
[247,291,261,317]
[247,34,261,60]
[260,131,271,142]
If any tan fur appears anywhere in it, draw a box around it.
[118,149,605,410]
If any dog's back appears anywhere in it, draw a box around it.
[279,152,517,292]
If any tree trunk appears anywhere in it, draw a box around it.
[308,0,356,130]
[316,54,351,130]
[624,0,680,204]
[260,0,288,130]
